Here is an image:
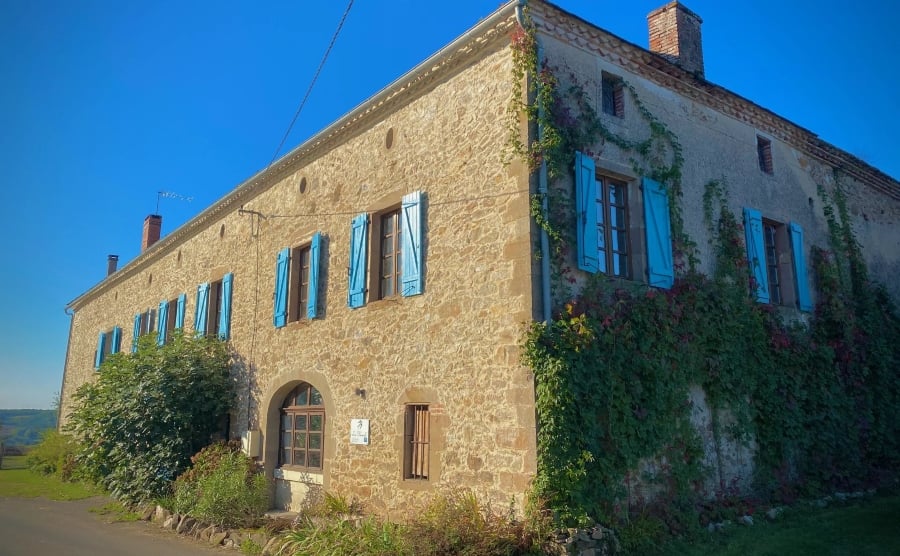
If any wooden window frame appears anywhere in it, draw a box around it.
[279,383,325,471]
[139,309,155,336]
[757,136,774,175]
[762,219,796,307]
[164,298,178,343]
[205,279,222,337]
[601,72,624,118]
[595,175,631,278]
[403,404,430,480]
[287,244,312,323]
[378,209,403,299]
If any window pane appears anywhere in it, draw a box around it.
[282,449,292,465]
[295,414,307,430]
[309,387,322,406]
[282,432,292,450]
[281,414,291,430]
[294,431,306,448]
[295,387,309,406]
[613,254,627,277]
[609,184,625,205]
[597,224,606,250]
[294,450,306,467]
[308,451,321,469]
[308,432,322,450]
[310,414,323,432]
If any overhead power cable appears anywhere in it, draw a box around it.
[268,0,355,167]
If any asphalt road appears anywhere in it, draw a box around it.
[0,496,221,556]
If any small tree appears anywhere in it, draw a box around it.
[65,331,234,503]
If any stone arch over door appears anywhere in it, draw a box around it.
[262,372,335,511]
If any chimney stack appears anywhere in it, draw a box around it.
[106,255,119,276]
[142,214,162,251]
[647,1,704,78]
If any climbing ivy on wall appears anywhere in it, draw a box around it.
[509,13,900,529]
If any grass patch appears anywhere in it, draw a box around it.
[1,455,28,470]
[0,460,99,500]
[661,494,900,556]
[89,500,141,522]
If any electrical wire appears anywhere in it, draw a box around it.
[268,0,355,167]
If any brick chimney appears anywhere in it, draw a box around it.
[647,1,704,78]
[142,214,162,251]
[106,255,119,276]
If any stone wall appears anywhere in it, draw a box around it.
[532,3,900,493]
[61,20,539,516]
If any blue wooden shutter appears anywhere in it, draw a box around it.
[575,151,599,273]
[195,282,209,335]
[218,272,233,340]
[348,214,369,308]
[132,313,141,353]
[111,326,122,355]
[274,248,290,327]
[789,222,813,312]
[642,177,674,289]
[307,233,322,319]
[401,191,423,296]
[95,331,106,368]
[175,293,186,329]
[743,207,770,303]
[157,300,168,346]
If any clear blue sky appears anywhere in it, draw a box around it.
[1,0,897,409]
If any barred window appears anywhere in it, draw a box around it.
[403,404,429,480]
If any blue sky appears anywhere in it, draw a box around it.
[1,0,897,410]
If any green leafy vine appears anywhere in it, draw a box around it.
[508,20,900,535]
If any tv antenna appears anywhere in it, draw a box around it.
[156,191,193,213]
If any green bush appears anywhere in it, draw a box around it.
[277,517,408,556]
[65,332,234,503]
[406,489,533,556]
[275,489,540,556]
[25,430,80,480]
[171,442,268,528]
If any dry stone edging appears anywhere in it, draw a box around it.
[144,505,273,551]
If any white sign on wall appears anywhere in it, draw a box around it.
[350,419,369,445]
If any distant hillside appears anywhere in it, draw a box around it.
[0,409,57,447]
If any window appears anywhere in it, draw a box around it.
[94,326,122,368]
[132,309,154,352]
[403,404,430,480]
[156,294,186,345]
[743,208,812,311]
[380,210,402,298]
[602,72,624,117]
[279,383,324,470]
[575,151,674,288]
[593,176,629,277]
[757,136,773,174]
[348,191,424,308]
[274,233,322,327]
[763,222,783,305]
[195,273,234,339]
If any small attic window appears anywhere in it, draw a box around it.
[601,72,624,118]
[757,136,773,175]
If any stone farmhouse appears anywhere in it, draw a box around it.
[59,0,900,514]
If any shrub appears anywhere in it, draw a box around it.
[171,442,268,528]
[25,430,80,480]
[277,517,408,556]
[65,332,234,503]
[405,489,531,556]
